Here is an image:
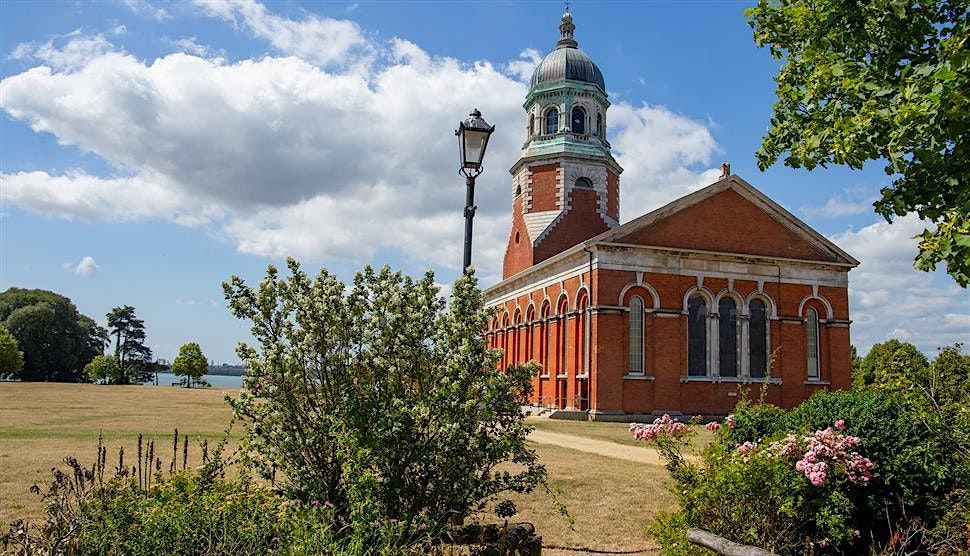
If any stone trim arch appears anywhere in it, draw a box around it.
[573,285,591,310]
[681,286,715,313]
[618,281,660,310]
[744,291,778,319]
[798,294,833,320]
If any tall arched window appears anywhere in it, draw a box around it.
[545,108,559,134]
[628,296,644,375]
[513,311,522,365]
[501,313,510,369]
[806,308,820,379]
[558,308,569,376]
[578,295,589,375]
[526,307,535,362]
[718,297,739,377]
[528,114,535,138]
[749,299,768,378]
[541,305,551,375]
[596,113,603,136]
[571,106,586,134]
[687,294,708,376]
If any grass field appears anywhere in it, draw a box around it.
[0,382,698,554]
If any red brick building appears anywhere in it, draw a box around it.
[483,12,858,418]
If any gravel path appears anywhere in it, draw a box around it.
[528,429,666,465]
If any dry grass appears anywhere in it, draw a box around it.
[506,443,674,554]
[0,383,694,554]
[0,382,240,524]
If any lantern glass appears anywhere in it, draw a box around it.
[462,127,489,168]
[456,109,494,173]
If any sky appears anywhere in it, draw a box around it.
[1,0,967,364]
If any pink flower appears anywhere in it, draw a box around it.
[630,414,692,442]
[705,421,721,432]
[835,419,846,431]
[725,415,736,429]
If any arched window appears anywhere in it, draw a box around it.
[526,307,535,361]
[687,294,708,376]
[528,114,535,138]
[501,313,510,369]
[596,113,603,136]
[545,108,559,135]
[718,297,739,377]
[575,177,593,189]
[628,296,644,375]
[571,106,586,134]
[806,308,820,379]
[541,304,551,375]
[559,310,569,376]
[749,299,768,378]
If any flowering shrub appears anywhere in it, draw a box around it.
[641,384,969,555]
[629,414,691,441]
[771,424,873,487]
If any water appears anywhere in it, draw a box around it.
[144,372,244,389]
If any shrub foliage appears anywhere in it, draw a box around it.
[223,261,544,531]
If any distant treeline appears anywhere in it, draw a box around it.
[206,364,246,376]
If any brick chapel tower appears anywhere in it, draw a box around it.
[503,10,623,279]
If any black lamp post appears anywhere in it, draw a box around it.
[456,108,495,273]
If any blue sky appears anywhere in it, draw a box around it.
[1,0,966,364]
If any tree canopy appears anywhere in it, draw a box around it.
[171,342,208,388]
[106,306,153,384]
[0,288,104,381]
[84,354,120,384]
[0,324,24,377]
[853,338,929,388]
[747,0,969,285]
[223,261,544,530]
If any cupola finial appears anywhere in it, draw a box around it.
[556,4,577,49]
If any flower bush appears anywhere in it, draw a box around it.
[637,380,970,554]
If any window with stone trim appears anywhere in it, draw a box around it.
[545,108,559,135]
[541,305,551,376]
[596,113,603,136]
[749,299,768,378]
[575,177,593,189]
[528,114,535,138]
[806,308,820,379]
[578,295,590,375]
[628,296,644,374]
[687,294,708,376]
[558,312,569,376]
[718,297,739,377]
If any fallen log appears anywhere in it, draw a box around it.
[686,528,776,556]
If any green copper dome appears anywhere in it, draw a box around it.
[529,11,605,92]
[530,47,605,91]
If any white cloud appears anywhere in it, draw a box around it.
[192,0,371,68]
[112,24,128,36]
[830,215,970,356]
[10,32,113,71]
[168,37,216,58]
[0,0,723,285]
[123,0,170,21]
[801,187,878,218]
[610,103,722,219]
[72,256,99,276]
[506,48,542,82]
